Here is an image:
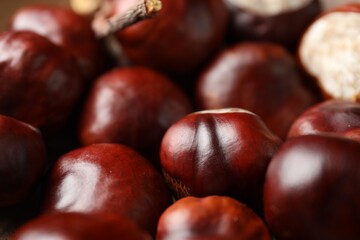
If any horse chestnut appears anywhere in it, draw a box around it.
[0,115,46,207]
[12,213,151,240]
[9,5,104,82]
[299,3,360,102]
[79,66,193,162]
[224,0,320,49]
[157,196,272,240]
[42,143,172,235]
[160,108,282,212]
[0,31,82,134]
[288,99,360,141]
[196,42,316,139]
[264,135,360,239]
[98,0,229,76]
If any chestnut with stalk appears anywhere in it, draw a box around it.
[91,0,229,75]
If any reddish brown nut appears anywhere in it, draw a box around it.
[9,5,104,82]
[79,66,193,162]
[224,0,320,50]
[299,3,360,102]
[157,196,272,240]
[264,135,360,240]
[12,213,151,240]
[196,42,317,139]
[99,0,229,76]
[42,143,172,236]
[0,115,46,207]
[0,31,83,134]
[160,108,282,212]
[288,99,360,141]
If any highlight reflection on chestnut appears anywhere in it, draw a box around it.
[79,66,193,162]
[42,143,172,235]
[288,99,360,141]
[157,196,272,240]
[160,108,282,212]
[0,31,83,134]
[196,42,316,139]
[9,5,104,82]
[264,135,360,240]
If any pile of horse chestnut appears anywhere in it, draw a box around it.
[1,0,360,239]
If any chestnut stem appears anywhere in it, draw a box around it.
[92,0,162,38]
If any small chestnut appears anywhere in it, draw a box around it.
[224,0,321,49]
[157,196,272,240]
[12,213,151,240]
[0,31,83,134]
[0,115,46,207]
[264,135,360,239]
[9,5,104,82]
[299,3,360,102]
[160,108,282,212]
[79,66,193,162]
[42,143,172,235]
[196,42,316,139]
[288,99,360,140]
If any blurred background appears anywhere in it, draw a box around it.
[1,0,360,31]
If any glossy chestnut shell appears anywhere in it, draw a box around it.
[0,115,46,207]
[196,42,316,139]
[288,99,360,140]
[42,143,172,235]
[9,5,104,82]
[0,31,83,134]
[224,0,321,50]
[114,0,229,76]
[157,196,272,240]
[79,66,193,161]
[160,108,282,212]
[12,213,151,240]
[264,135,360,240]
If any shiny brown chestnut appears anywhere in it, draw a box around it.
[0,31,83,134]
[299,3,360,102]
[42,143,172,235]
[196,42,317,139]
[9,5,104,82]
[288,99,360,140]
[0,115,46,207]
[79,66,193,162]
[224,0,321,50]
[12,213,151,240]
[160,108,282,212]
[264,135,360,240]
[98,0,229,76]
[157,196,272,240]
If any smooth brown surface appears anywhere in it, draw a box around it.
[0,31,83,134]
[160,109,282,213]
[196,42,317,139]
[264,135,360,240]
[113,0,229,76]
[0,115,46,207]
[9,4,104,82]
[288,99,360,140]
[79,66,193,162]
[42,143,172,236]
[224,0,320,50]
[12,212,151,240]
[157,196,272,240]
